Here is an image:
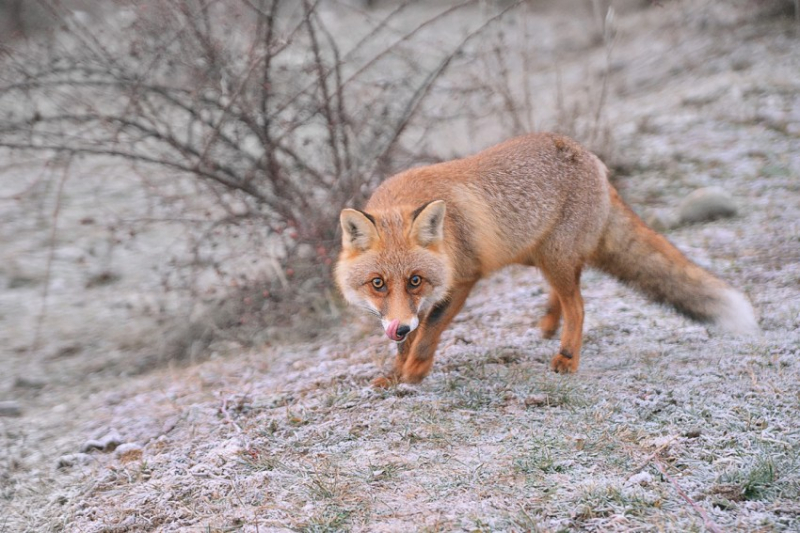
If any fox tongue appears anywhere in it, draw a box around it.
[385,319,400,341]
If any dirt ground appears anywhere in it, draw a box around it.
[2,0,800,531]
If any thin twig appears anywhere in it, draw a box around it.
[624,437,675,483]
[315,11,353,177]
[32,156,72,353]
[654,459,726,533]
[590,4,616,147]
[219,396,243,434]
[302,0,342,180]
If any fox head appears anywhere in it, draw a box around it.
[335,200,453,342]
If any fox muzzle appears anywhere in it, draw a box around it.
[382,317,419,342]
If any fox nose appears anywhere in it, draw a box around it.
[396,325,411,337]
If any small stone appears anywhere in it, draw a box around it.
[85,270,121,288]
[684,427,702,438]
[7,275,39,289]
[627,471,654,486]
[114,443,144,462]
[48,343,82,360]
[677,187,737,225]
[51,494,69,506]
[0,401,22,417]
[524,394,548,407]
[81,429,123,453]
[57,453,95,468]
[13,376,46,390]
[645,209,679,232]
[646,435,676,449]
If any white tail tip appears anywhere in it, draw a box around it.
[715,289,760,336]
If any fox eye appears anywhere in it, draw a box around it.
[409,275,422,287]
[371,277,385,290]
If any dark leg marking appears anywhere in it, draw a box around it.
[559,348,573,360]
[426,299,450,325]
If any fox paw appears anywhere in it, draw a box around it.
[372,375,399,389]
[551,350,578,373]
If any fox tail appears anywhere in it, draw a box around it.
[589,187,759,335]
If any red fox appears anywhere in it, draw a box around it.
[336,133,758,386]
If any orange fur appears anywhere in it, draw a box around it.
[336,133,758,385]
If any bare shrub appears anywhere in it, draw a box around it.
[0,0,530,349]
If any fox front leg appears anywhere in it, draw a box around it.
[373,281,476,386]
[371,330,418,388]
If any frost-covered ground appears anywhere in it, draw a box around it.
[2,1,800,531]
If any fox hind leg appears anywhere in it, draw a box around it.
[538,289,562,339]
[540,264,584,374]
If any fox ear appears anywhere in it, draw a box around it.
[410,200,446,247]
[340,208,378,251]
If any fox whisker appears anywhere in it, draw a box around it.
[358,305,381,318]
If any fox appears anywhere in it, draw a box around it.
[335,133,758,386]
